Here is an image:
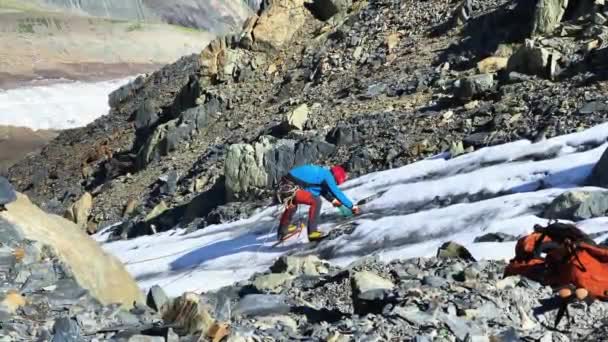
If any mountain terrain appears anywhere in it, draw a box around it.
[2,0,608,340]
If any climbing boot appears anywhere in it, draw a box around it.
[308,231,326,242]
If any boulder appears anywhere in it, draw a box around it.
[233,294,290,317]
[147,285,169,313]
[305,0,351,21]
[454,74,494,100]
[437,241,476,261]
[507,39,560,79]
[145,201,169,222]
[477,57,508,74]
[351,271,395,315]
[351,271,395,294]
[162,292,215,336]
[63,192,93,230]
[590,147,608,188]
[252,0,308,52]
[224,136,335,200]
[326,126,360,146]
[270,255,330,276]
[224,137,274,200]
[285,104,309,130]
[532,0,569,36]
[543,190,608,220]
[0,177,16,211]
[136,103,216,170]
[252,273,293,293]
[1,193,143,308]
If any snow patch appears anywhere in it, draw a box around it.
[96,123,608,296]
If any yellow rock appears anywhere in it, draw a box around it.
[385,32,400,52]
[163,292,215,336]
[2,193,144,308]
[63,192,93,230]
[1,290,26,313]
[145,201,168,222]
[477,56,508,74]
[252,0,308,52]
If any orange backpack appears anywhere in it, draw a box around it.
[504,222,608,301]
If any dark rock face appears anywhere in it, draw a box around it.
[0,177,17,209]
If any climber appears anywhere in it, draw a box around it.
[276,164,360,242]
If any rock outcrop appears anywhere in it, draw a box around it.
[224,136,335,200]
[1,193,143,307]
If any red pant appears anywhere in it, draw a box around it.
[279,189,321,236]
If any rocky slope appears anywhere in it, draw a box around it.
[9,0,608,240]
[0,126,58,176]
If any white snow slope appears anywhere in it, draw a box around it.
[95,123,608,297]
[0,77,134,130]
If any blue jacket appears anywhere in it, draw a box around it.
[288,165,353,209]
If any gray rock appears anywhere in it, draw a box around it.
[326,125,360,146]
[507,40,559,79]
[269,255,329,276]
[351,271,394,294]
[590,147,608,188]
[473,233,518,243]
[146,285,169,313]
[579,101,608,114]
[159,170,178,196]
[594,12,607,25]
[463,132,491,149]
[51,317,81,342]
[233,294,290,317]
[166,328,179,342]
[252,273,293,293]
[543,190,608,220]
[454,74,494,100]
[0,246,16,274]
[422,276,449,288]
[0,177,17,209]
[438,312,483,341]
[134,100,160,130]
[531,0,569,36]
[437,241,476,261]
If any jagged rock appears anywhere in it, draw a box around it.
[162,292,215,336]
[233,294,290,317]
[0,177,16,211]
[543,190,608,220]
[285,104,309,130]
[454,74,494,100]
[252,0,308,52]
[474,233,518,243]
[145,201,168,222]
[206,322,230,342]
[159,170,179,196]
[305,0,351,21]
[147,285,169,313]
[351,272,395,293]
[507,40,560,79]
[269,255,330,276]
[477,57,508,74]
[1,193,143,307]
[123,198,139,218]
[224,136,335,200]
[437,242,476,261]
[134,100,160,131]
[51,317,82,342]
[590,147,608,188]
[224,137,274,200]
[532,0,569,36]
[63,192,93,230]
[252,273,293,293]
